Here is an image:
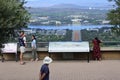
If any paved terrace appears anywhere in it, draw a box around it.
[0,60,120,80]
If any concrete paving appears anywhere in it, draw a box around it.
[0,60,120,80]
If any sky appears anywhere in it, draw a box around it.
[25,0,114,8]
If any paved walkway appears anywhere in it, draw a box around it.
[0,60,120,80]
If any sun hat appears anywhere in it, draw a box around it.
[43,56,53,64]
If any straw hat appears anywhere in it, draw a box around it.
[43,56,53,64]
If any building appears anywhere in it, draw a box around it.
[71,19,81,26]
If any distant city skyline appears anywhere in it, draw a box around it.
[25,0,114,8]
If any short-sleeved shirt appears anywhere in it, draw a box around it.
[31,39,36,48]
[23,36,26,43]
[40,64,49,80]
[18,36,25,47]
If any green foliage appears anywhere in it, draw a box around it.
[0,0,30,48]
[107,0,120,34]
[0,0,30,28]
[20,29,72,42]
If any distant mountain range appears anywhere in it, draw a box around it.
[26,3,113,15]
[50,4,85,9]
[29,3,113,9]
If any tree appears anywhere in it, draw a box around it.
[0,0,30,61]
[107,0,120,34]
[0,0,30,43]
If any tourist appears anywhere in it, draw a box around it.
[39,56,52,80]
[92,37,102,61]
[18,31,26,65]
[31,35,38,61]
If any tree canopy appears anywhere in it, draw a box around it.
[107,0,120,34]
[0,0,30,47]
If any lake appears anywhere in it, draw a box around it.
[28,25,112,30]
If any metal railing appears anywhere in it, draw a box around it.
[22,41,120,48]
[25,42,49,48]
[101,41,120,47]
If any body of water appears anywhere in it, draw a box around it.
[28,25,112,30]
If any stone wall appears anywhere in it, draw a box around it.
[1,51,120,61]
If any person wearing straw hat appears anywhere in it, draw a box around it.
[39,56,52,80]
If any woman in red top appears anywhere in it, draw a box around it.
[92,37,101,61]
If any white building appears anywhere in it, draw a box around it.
[71,19,81,25]
[102,20,110,24]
